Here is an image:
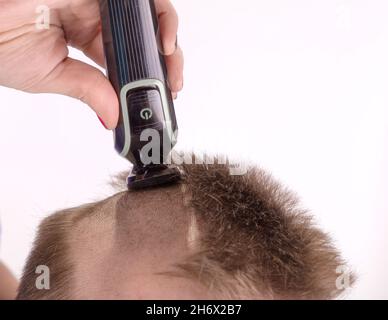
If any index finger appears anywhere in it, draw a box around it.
[155,0,179,55]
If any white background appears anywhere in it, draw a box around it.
[0,0,387,299]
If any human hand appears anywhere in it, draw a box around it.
[0,261,18,300]
[0,0,184,129]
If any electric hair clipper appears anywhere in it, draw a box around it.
[99,0,180,189]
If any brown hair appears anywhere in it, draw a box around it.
[174,160,354,299]
[17,208,73,299]
[17,200,107,300]
[17,157,354,299]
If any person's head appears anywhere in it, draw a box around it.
[17,156,354,300]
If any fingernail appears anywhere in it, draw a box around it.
[172,92,178,100]
[98,115,108,129]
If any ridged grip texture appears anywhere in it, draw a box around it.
[99,0,167,90]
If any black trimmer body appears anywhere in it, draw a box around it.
[99,0,180,189]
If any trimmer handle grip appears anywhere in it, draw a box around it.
[99,0,178,166]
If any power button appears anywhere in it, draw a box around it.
[140,108,153,120]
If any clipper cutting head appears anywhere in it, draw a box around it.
[127,165,182,190]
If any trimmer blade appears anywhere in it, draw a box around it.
[127,165,181,190]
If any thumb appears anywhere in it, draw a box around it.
[36,58,119,129]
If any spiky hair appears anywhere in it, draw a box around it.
[172,159,354,299]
